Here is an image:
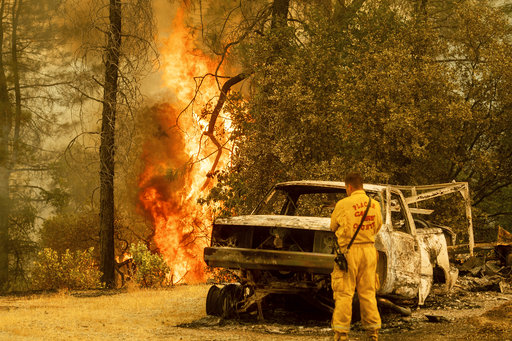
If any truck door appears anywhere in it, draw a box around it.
[388,192,421,299]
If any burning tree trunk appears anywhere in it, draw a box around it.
[99,0,122,288]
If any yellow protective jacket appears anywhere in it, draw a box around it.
[330,190,383,249]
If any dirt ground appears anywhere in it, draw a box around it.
[0,283,511,341]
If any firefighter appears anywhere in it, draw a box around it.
[330,172,383,341]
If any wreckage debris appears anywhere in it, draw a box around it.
[425,314,451,323]
[453,226,512,294]
[457,260,511,293]
[497,226,512,266]
[377,297,411,316]
[499,280,512,294]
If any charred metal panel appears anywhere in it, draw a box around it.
[375,226,394,295]
[404,184,466,205]
[275,180,386,193]
[204,247,335,274]
[389,231,420,299]
[215,215,331,231]
[417,228,458,292]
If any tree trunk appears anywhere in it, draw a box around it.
[271,0,290,29]
[0,0,11,289]
[11,0,21,162]
[0,164,8,289]
[99,0,121,288]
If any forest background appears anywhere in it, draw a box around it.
[0,0,511,291]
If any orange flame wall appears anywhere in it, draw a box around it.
[137,6,228,284]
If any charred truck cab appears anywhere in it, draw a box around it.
[204,181,472,318]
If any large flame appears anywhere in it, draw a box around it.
[138,6,232,284]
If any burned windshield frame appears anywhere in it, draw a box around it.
[253,185,349,216]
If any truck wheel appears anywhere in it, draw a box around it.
[220,284,243,319]
[206,285,222,316]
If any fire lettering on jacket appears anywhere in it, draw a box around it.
[353,222,376,230]
[352,201,376,211]
[354,210,376,221]
[352,201,367,211]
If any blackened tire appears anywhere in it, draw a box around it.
[220,284,243,319]
[206,285,222,316]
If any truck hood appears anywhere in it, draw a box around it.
[214,215,331,231]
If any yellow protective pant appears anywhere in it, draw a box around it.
[331,244,381,335]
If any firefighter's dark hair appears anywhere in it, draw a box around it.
[345,172,363,189]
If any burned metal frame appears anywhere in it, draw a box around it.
[394,182,474,256]
[205,180,472,318]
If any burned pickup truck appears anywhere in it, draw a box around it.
[204,181,473,318]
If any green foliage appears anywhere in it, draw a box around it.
[39,212,100,257]
[31,248,102,290]
[129,243,170,288]
[205,0,512,236]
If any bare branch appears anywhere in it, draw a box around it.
[10,167,50,173]
[201,72,250,190]
[9,81,71,91]
[64,131,100,159]
[69,84,105,104]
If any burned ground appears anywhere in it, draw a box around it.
[178,282,512,341]
[0,276,510,340]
